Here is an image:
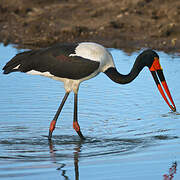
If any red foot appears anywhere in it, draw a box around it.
[49,120,56,132]
[73,122,80,132]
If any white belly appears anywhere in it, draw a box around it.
[26,68,99,93]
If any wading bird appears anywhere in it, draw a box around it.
[3,42,176,140]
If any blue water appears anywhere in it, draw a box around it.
[0,44,180,179]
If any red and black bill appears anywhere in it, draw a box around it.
[149,57,176,112]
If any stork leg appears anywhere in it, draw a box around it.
[48,92,70,140]
[73,93,85,140]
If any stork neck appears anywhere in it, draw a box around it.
[104,59,144,84]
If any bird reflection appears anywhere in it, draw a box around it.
[57,164,69,180]
[163,161,177,180]
[48,139,82,180]
[73,145,80,180]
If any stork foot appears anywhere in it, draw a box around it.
[73,122,85,140]
[77,130,86,140]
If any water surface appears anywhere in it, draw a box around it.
[0,44,180,179]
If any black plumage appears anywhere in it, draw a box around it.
[3,43,100,80]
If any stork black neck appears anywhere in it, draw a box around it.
[104,55,145,84]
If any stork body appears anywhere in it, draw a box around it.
[5,42,114,93]
[3,42,176,140]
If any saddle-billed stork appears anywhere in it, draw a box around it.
[3,42,176,140]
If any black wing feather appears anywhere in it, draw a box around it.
[3,43,100,80]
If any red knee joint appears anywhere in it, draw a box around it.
[73,122,80,132]
[49,120,56,132]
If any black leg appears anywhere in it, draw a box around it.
[48,92,70,140]
[73,93,85,140]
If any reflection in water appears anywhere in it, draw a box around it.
[57,164,69,180]
[0,44,180,179]
[47,136,145,180]
[48,139,81,180]
[163,162,177,180]
[49,140,70,179]
[47,136,179,180]
[73,143,81,180]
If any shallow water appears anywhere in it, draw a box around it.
[0,44,180,180]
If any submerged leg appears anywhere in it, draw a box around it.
[73,93,85,140]
[48,92,70,140]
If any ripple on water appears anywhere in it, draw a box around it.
[0,45,180,179]
[0,134,179,163]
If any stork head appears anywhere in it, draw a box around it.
[140,49,176,112]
